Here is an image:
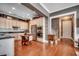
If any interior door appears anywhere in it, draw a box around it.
[61,19,73,39]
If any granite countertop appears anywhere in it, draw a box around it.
[0,36,14,39]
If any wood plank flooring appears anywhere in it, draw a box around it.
[14,39,78,56]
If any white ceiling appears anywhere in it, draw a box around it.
[0,3,37,20]
[0,3,79,20]
[40,3,79,13]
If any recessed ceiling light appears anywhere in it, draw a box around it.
[9,11,12,14]
[12,7,16,10]
[27,14,30,16]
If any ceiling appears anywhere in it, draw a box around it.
[40,3,79,13]
[0,3,79,20]
[0,3,37,20]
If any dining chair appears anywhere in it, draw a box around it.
[21,36,29,45]
[48,35,58,45]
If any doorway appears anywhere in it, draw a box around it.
[61,15,73,39]
[50,11,77,40]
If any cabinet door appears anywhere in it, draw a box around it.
[0,18,6,28]
[5,38,14,56]
[0,38,14,56]
[0,40,6,55]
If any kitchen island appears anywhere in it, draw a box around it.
[0,36,14,56]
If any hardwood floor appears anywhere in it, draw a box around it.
[14,39,77,56]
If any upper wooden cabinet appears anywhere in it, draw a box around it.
[0,17,6,28]
[0,17,28,30]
